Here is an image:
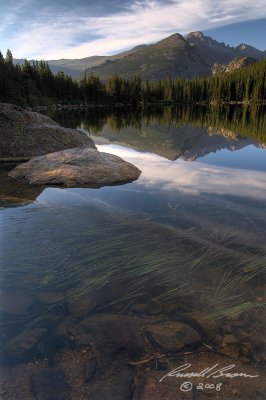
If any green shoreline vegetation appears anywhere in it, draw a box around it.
[0,49,265,108]
[52,105,266,144]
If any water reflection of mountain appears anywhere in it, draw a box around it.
[50,105,265,161]
[91,124,255,161]
[181,128,254,161]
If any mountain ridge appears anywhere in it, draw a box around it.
[14,31,265,80]
[80,32,265,81]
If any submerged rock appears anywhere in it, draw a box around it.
[0,103,96,161]
[68,294,97,318]
[85,368,135,400]
[185,311,219,339]
[5,328,47,360]
[31,367,71,400]
[83,357,98,382]
[145,321,201,352]
[0,290,32,315]
[9,147,141,187]
[79,314,146,367]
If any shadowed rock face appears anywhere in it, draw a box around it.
[0,103,96,161]
[9,147,141,187]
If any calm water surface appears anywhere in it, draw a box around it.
[0,106,266,399]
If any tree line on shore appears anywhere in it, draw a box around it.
[52,104,266,144]
[0,49,265,108]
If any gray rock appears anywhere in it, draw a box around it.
[86,368,134,400]
[0,289,32,315]
[220,334,239,346]
[5,328,47,360]
[56,316,81,338]
[185,311,219,339]
[83,357,98,382]
[9,147,141,187]
[31,367,71,400]
[68,294,97,318]
[80,314,145,367]
[145,321,201,352]
[0,102,96,161]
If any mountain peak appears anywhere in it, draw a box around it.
[157,33,186,47]
[163,33,185,40]
[187,31,204,39]
[132,44,147,51]
[236,43,256,51]
[237,43,248,50]
[235,43,265,59]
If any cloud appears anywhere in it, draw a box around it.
[98,144,266,200]
[2,0,266,59]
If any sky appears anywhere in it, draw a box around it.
[0,0,265,60]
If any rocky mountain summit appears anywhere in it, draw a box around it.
[235,43,266,59]
[211,56,256,75]
[186,31,265,64]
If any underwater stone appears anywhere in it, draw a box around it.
[31,367,71,400]
[83,357,98,382]
[68,294,97,318]
[5,328,47,360]
[188,311,219,339]
[0,289,32,315]
[80,314,146,367]
[86,368,134,400]
[145,321,201,352]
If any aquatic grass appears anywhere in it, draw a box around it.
[2,217,200,327]
[207,301,266,320]
[2,209,266,329]
[195,251,266,319]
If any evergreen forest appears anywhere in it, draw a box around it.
[0,49,265,108]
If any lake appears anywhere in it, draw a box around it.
[1,105,266,399]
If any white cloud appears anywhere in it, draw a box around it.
[97,144,266,200]
[4,0,266,59]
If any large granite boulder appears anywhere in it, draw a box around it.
[0,103,96,161]
[9,147,141,186]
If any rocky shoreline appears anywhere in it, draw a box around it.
[0,102,141,187]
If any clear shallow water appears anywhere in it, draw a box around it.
[1,106,266,399]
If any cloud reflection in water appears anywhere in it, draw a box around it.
[97,144,266,200]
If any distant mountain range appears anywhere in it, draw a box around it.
[15,31,265,81]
